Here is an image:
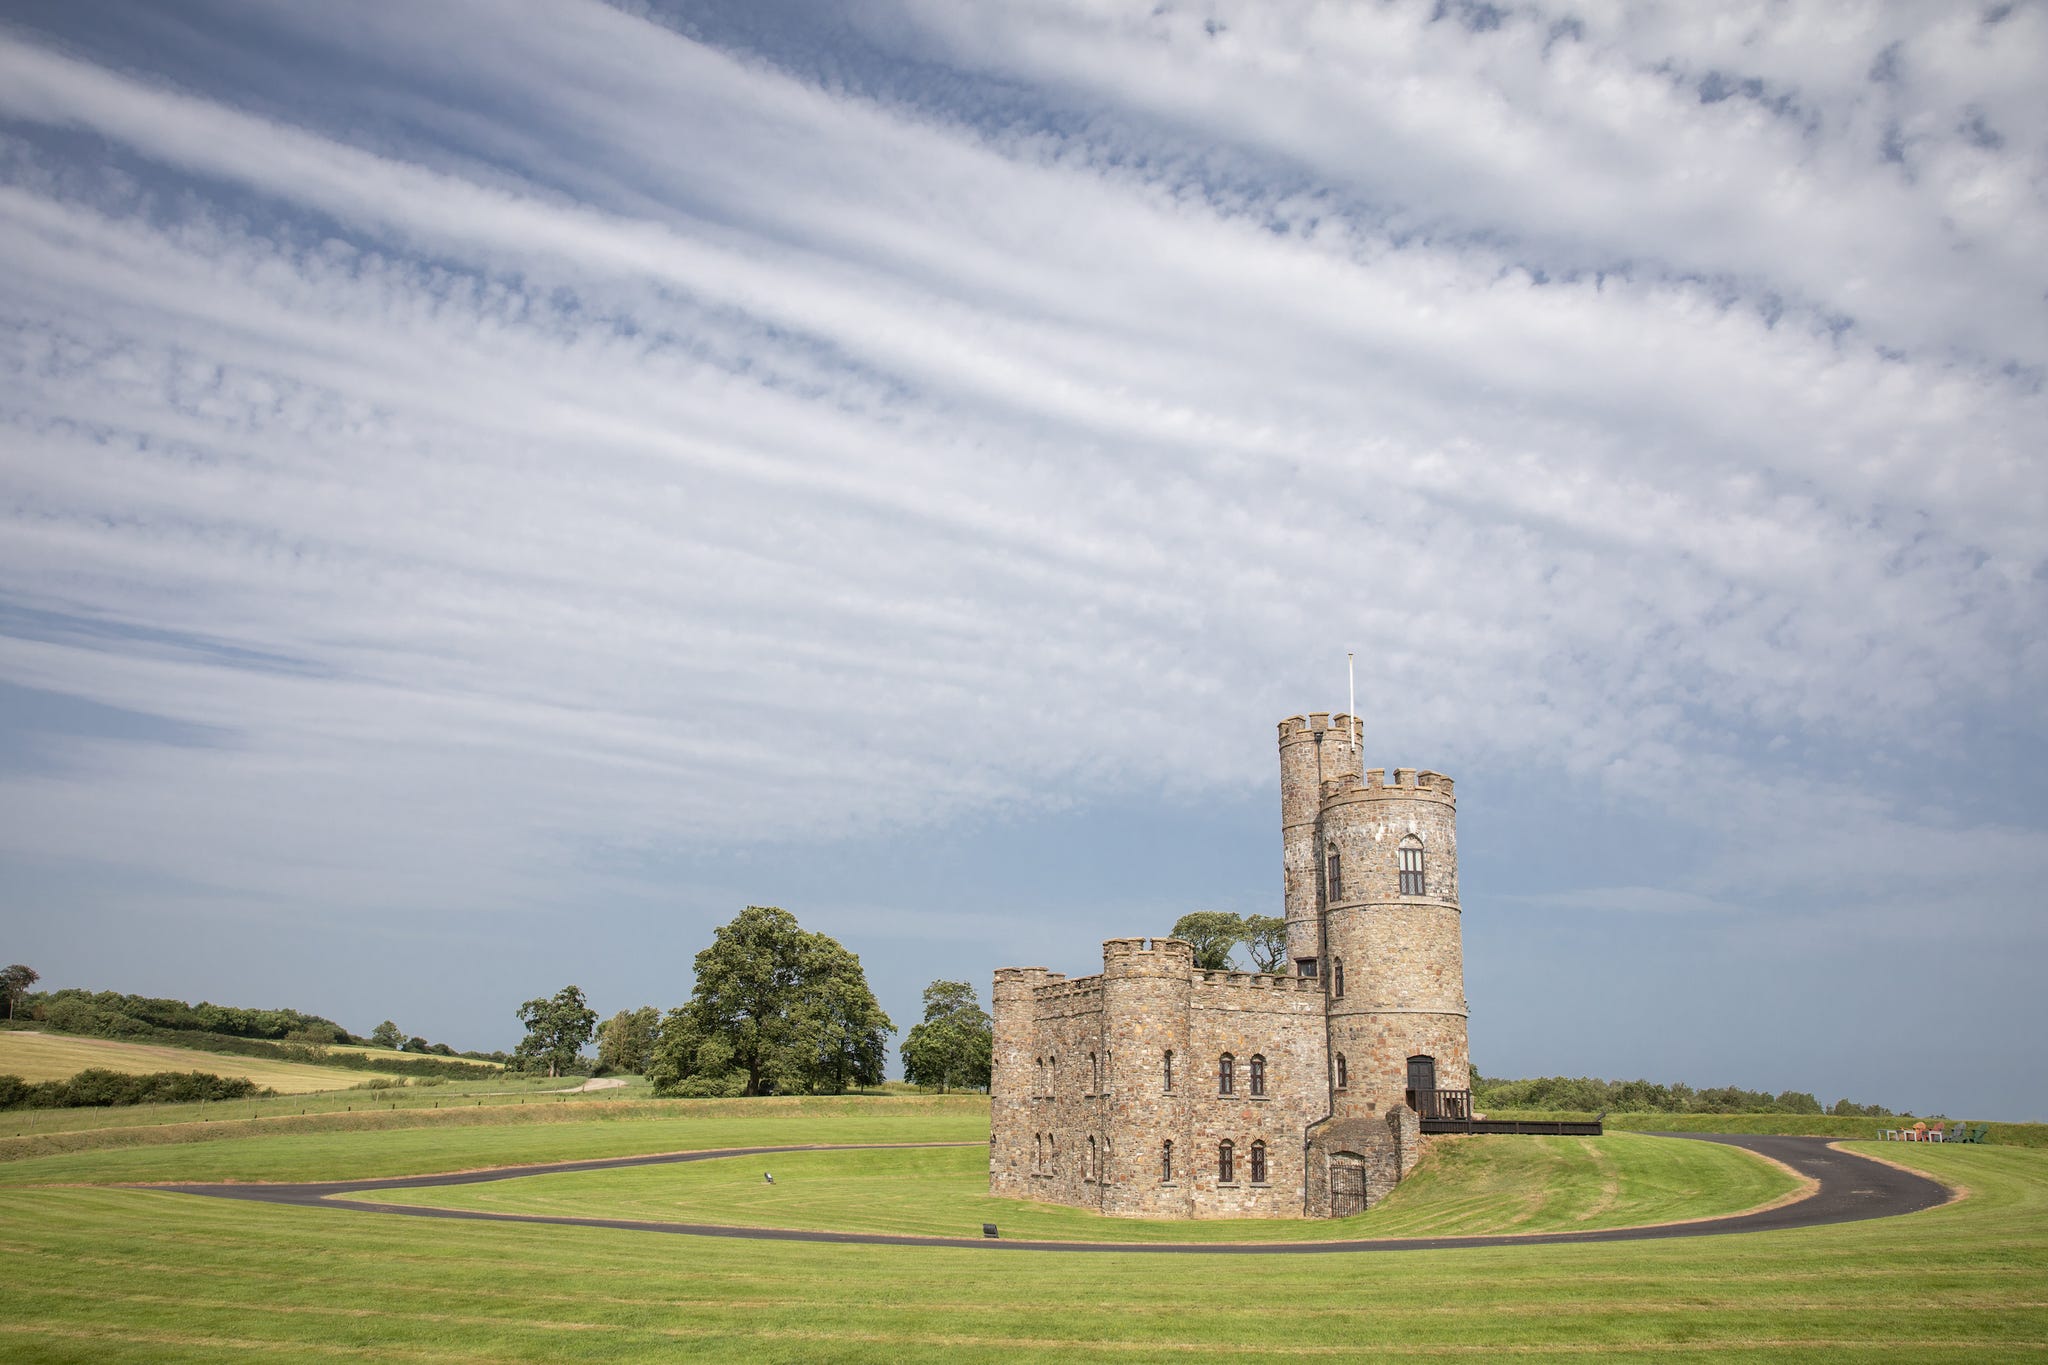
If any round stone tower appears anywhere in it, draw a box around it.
[1318,766,1468,1122]
[1098,937,1193,1217]
[1277,713,1362,975]
[989,965,1050,1199]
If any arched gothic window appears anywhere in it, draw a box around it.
[1163,1049,1174,1092]
[1218,1053,1235,1096]
[1399,836,1426,895]
[1326,846,1343,901]
[1161,1140,1173,1183]
[1219,1139,1235,1183]
[1035,1133,1043,1170]
[1336,1053,1348,1089]
[1250,1140,1267,1184]
[1333,958,1345,998]
[1249,1054,1267,1097]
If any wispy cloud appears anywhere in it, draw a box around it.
[0,3,2040,1088]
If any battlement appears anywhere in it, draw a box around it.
[1193,969,1322,995]
[1033,974,1104,1003]
[1277,713,1363,746]
[1321,767,1456,801]
[1101,936,1195,977]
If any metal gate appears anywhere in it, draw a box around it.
[1329,1153,1367,1217]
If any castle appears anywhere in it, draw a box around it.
[989,712,1470,1218]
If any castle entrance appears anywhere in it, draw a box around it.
[1329,1153,1368,1217]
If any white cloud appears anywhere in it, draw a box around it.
[0,0,2039,946]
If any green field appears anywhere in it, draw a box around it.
[360,1131,1798,1243]
[0,1097,2042,1361]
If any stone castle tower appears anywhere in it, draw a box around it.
[991,712,1470,1219]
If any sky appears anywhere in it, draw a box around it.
[0,0,2042,1118]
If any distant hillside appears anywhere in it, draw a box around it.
[0,1031,399,1094]
[17,989,498,1080]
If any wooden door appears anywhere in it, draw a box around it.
[1406,1055,1436,1112]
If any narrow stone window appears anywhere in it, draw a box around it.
[1399,836,1425,895]
[1219,1139,1235,1184]
[1251,1140,1267,1184]
[1161,1140,1173,1182]
[1163,1049,1174,1092]
[1089,1051,1099,1093]
[1249,1054,1266,1097]
[1336,1053,1348,1089]
[1333,958,1345,998]
[1218,1052,1235,1096]
[1327,846,1343,902]
[1049,1132,1057,1171]
[1087,1135,1097,1181]
[1034,1133,1042,1171]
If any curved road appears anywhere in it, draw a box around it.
[156,1133,1949,1254]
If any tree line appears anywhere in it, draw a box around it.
[1470,1071,1903,1117]
[519,906,992,1096]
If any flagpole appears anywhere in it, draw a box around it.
[1347,652,1356,744]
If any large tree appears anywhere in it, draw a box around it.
[1170,911,1246,971]
[513,985,597,1078]
[369,1019,403,1050]
[899,979,993,1093]
[596,1006,660,1075]
[675,906,893,1096]
[0,964,38,1021]
[1240,914,1289,974]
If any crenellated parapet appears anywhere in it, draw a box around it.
[1321,767,1457,807]
[1101,936,1195,979]
[1192,969,1323,994]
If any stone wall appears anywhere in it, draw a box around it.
[1320,766,1469,1121]
[1277,713,1361,971]
[1184,971,1327,1219]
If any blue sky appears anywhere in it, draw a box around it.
[1,1,2042,1117]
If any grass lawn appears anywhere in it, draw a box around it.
[0,1103,2042,1362]
[0,1030,396,1093]
[361,1131,1798,1243]
[0,1095,991,1185]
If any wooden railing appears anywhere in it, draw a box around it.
[1409,1087,1472,1120]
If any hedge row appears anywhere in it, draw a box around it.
[0,1068,268,1110]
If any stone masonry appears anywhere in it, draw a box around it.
[991,712,1469,1219]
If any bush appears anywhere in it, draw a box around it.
[350,1077,405,1090]
[669,1070,749,1098]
